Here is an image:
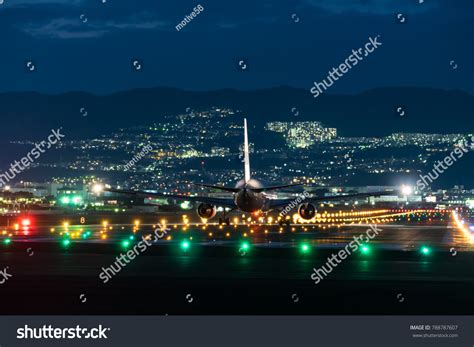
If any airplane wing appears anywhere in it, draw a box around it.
[104,188,236,208]
[192,183,240,192]
[268,191,396,209]
[193,182,302,193]
[250,183,302,193]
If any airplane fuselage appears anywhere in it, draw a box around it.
[233,179,268,213]
[234,188,266,213]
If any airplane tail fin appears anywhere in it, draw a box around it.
[244,118,251,183]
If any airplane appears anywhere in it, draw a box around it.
[97,119,396,225]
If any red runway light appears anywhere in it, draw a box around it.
[21,218,31,227]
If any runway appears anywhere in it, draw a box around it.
[0,209,472,314]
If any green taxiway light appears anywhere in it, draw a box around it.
[121,240,131,248]
[238,242,250,256]
[361,245,371,254]
[300,243,310,253]
[62,239,71,247]
[181,240,190,251]
[3,238,11,245]
[180,201,191,209]
[421,246,431,255]
[239,242,250,255]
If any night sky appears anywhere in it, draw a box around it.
[0,0,472,94]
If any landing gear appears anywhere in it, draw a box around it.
[218,208,233,226]
[260,212,269,224]
[219,217,230,226]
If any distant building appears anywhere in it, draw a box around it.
[6,182,62,197]
[266,121,337,148]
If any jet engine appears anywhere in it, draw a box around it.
[196,203,217,219]
[298,203,316,220]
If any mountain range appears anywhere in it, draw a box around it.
[0,86,472,140]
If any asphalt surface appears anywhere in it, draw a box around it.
[0,211,473,315]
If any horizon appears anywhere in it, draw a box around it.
[1,85,473,97]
